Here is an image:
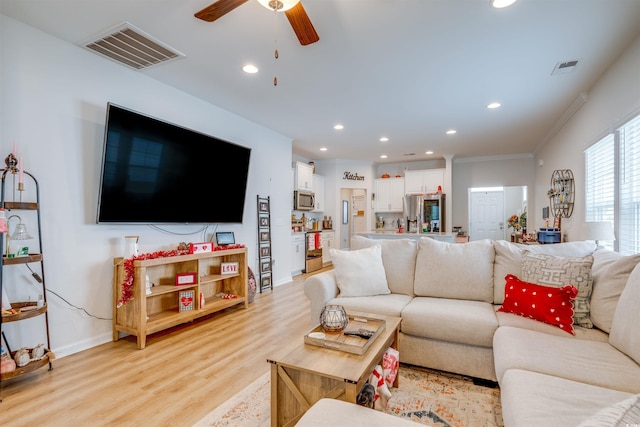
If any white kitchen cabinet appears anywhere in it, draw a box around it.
[291,233,306,275]
[404,169,444,193]
[294,162,314,191]
[312,174,325,212]
[320,230,335,265]
[374,178,404,212]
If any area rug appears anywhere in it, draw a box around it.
[193,364,503,427]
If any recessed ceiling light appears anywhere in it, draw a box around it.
[320,147,327,151]
[333,124,344,130]
[242,64,258,74]
[446,130,457,135]
[425,151,434,155]
[490,0,517,8]
[380,137,389,142]
[380,155,388,159]
[487,102,501,109]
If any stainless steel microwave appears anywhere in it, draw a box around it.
[294,190,315,211]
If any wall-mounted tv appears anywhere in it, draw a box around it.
[97,103,251,224]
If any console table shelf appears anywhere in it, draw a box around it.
[113,248,248,349]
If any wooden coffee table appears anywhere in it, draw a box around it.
[267,312,401,427]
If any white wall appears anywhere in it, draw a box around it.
[534,33,640,241]
[0,15,294,357]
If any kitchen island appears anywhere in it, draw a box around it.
[358,230,458,243]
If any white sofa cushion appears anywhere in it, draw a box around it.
[327,294,413,319]
[493,240,596,304]
[493,326,640,393]
[350,236,417,296]
[414,238,494,302]
[401,297,498,347]
[330,245,390,297]
[495,309,609,342]
[609,263,640,365]
[591,249,640,333]
[500,369,634,427]
[577,394,640,427]
[521,252,594,328]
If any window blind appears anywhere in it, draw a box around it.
[618,115,640,255]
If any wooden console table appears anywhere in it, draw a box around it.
[267,312,401,427]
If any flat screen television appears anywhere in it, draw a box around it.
[97,103,251,224]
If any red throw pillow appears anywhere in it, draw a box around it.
[498,274,578,334]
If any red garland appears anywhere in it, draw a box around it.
[116,244,246,307]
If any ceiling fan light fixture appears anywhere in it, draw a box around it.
[257,0,300,12]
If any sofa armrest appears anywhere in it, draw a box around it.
[303,270,339,325]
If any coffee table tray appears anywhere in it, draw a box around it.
[304,315,386,355]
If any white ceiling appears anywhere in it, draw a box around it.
[2,0,640,164]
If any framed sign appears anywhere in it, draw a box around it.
[190,242,214,254]
[260,231,270,242]
[259,200,269,213]
[261,261,271,272]
[259,216,270,227]
[176,272,197,286]
[221,262,239,275]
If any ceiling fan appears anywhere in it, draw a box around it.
[195,0,320,46]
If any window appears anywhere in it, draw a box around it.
[585,113,640,254]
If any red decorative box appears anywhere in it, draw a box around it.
[189,242,214,254]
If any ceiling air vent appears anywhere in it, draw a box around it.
[551,60,579,76]
[80,22,185,70]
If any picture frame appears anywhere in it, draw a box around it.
[261,276,271,289]
[259,216,270,227]
[175,272,197,286]
[260,246,271,258]
[261,261,271,272]
[259,200,269,213]
[260,231,270,242]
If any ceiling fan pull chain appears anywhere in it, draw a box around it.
[273,8,279,86]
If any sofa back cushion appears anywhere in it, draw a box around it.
[350,236,417,296]
[414,237,494,302]
[609,263,640,365]
[590,249,640,333]
[493,240,596,304]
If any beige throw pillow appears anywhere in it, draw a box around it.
[521,251,594,328]
[330,245,391,297]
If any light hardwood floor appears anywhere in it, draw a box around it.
[0,268,330,426]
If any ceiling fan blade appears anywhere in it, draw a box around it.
[194,0,250,22]
[284,2,319,46]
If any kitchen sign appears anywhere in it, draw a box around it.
[343,171,365,181]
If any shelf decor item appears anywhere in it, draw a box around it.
[221,262,239,275]
[175,272,197,286]
[320,305,349,332]
[178,290,195,312]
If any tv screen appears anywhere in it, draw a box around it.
[97,103,251,224]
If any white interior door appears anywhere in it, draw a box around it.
[469,190,505,241]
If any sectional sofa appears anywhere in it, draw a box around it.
[303,236,640,426]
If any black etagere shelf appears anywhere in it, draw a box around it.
[257,195,273,293]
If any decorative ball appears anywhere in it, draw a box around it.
[320,305,349,332]
[247,267,257,303]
